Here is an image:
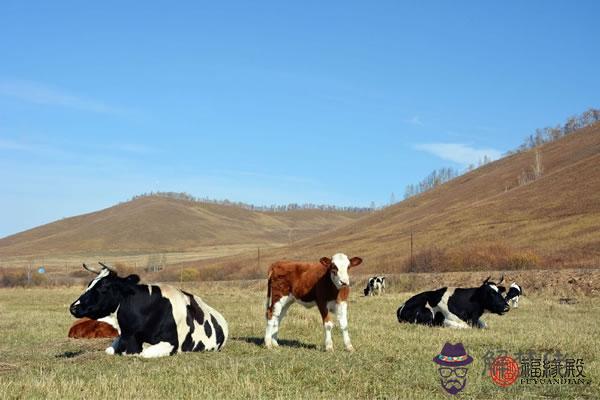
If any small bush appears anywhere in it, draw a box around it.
[404,243,542,273]
[0,268,49,288]
[507,251,539,270]
[181,268,200,282]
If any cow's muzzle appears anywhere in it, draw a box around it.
[69,301,82,317]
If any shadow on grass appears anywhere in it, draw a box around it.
[232,336,318,350]
[55,350,85,358]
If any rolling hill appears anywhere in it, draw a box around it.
[2,123,598,278]
[199,122,600,278]
[0,196,366,263]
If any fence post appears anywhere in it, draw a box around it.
[257,247,261,271]
[410,232,414,270]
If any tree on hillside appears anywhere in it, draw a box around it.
[404,167,459,199]
[533,148,543,179]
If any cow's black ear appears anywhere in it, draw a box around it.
[125,274,140,284]
[498,285,506,294]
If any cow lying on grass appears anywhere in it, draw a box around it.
[396,276,510,329]
[504,282,523,308]
[69,262,228,358]
[68,318,118,339]
[264,253,363,351]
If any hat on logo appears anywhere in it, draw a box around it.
[433,342,473,367]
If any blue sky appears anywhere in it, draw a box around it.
[1,1,599,237]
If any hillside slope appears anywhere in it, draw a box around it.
[0,196,365,257]
[207,123,600,278]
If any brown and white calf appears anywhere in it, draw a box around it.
[264,253,363,351]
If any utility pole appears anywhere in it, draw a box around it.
[257,247,261,271]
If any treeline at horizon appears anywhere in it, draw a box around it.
[128,192,375,213]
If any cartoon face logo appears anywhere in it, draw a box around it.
[433,343,474,395]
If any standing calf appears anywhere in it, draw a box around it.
[264,253,363,351]
[364,276,386,296]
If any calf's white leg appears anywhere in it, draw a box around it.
[323,320,334,351]
[265,296,290,348]
[271,296,293,346]
[336,301,354,351]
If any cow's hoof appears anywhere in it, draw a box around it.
[345,345,355,352]
[105,347,115,355]
[325,346,334,352]
[271,340,279,348]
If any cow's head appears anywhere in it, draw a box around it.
[320,253,362,289]
[505,282,523,302]
[69,262,140,320]
[474,276,510,315]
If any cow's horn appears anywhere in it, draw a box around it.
[98,262,116,273]
[483,275,491,284]
[498,274,504,284]
[83,263,100,274]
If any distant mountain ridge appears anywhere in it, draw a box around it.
[0,195,366,257]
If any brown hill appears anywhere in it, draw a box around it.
[0,196,365,260]
[197,123,600,279]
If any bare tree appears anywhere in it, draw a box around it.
[533,148,543,179]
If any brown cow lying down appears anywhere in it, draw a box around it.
[68,318,118,339]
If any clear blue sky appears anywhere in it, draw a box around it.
[1,1,599,238]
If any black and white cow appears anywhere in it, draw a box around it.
[69,263,228,358]
[396,276,510,329]
[363,276,386,296]
[504,282,523,308]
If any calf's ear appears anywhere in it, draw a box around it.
[320,257,331,267]
[498,285,506,293]
[349,257,363,268]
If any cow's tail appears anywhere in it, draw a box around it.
[265,267,273,319]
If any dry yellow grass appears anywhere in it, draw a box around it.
[0,274,599,399]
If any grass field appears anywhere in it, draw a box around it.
[1,280,599,399]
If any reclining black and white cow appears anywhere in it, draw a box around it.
[364,276,386,296]
[69,263,228,358]
[504,282,523,308]
[396,276,510,329]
